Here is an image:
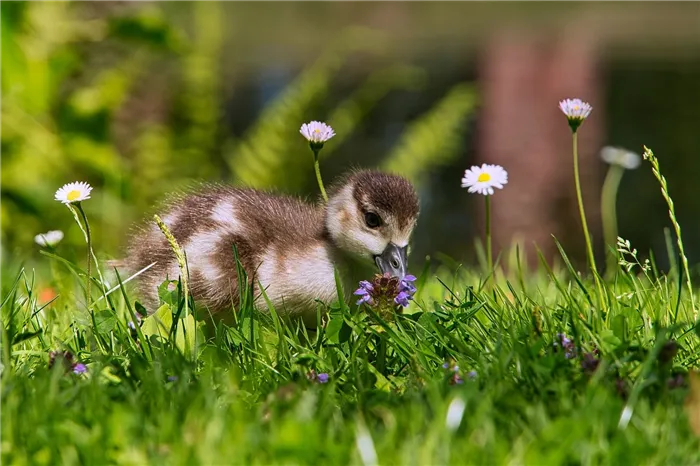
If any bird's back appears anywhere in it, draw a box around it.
[126,185,328,316]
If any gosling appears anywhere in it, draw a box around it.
[126,170,419,327]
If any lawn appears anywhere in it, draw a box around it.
[3,236,700,464]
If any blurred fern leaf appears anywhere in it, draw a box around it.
[382,83,477,182]
[325,65,426,153]
[224,28,389,191]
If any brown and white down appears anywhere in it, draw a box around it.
[126,170,420,327]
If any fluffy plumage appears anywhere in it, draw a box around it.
[126,170,419,326]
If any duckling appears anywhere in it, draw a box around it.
[126,170,419,327]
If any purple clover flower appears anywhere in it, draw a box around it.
[394,291,411,307]
[395,276,417,307]
[306,369,329,384]
[554,332,576,359]
[49,350,89,376]
[400,275,417,292]
[354,280,374,305]
[354,273,417,320]
[443,361,476,384]
[443,361,459,372]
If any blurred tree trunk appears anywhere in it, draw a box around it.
[477,28,604,269]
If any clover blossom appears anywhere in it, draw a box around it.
[306,369,330,384]
[442,360,469,385]
[554,333,576,359]
[354,273,417,318]
[354,280,374,305]
[49,350,88,375]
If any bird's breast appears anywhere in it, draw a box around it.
[256,243,339,318]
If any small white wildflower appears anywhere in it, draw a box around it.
[55,181,92,204]
[601,146,641,170]
[34,230,64,247]
[445,397,466,431]
[559,98,593,132]
[461,164,508,196]
[300,121,335,145]
[355,423,378,466]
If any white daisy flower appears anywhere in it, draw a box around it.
[445,397,466,431]
[559,98,592,132]
[300,121,335,144]
[55,181,92,204]
[600,146,641,170]
[559,98,592,120]
[461,164,509,196]
[34,230,64,247]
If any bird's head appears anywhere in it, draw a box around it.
[325,170,419,279]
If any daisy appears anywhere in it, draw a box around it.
[55,181,92,204]
[461,164,508,196]
[560,98,604,308]
[34,230,64,247]
[300,121,335,202]
[600,146,641,170]
[559,98,592,132]
[300,121,335,145]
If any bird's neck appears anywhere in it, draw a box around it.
[320,229,375,302]
[332,248,376,302]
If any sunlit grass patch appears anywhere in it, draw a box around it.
[2,246,699,464]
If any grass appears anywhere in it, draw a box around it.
[2,240,700,465]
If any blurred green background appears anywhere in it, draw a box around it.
[2,1,699,282]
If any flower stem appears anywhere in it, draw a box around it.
[312,149,328,203]
[572,132,606,311]
[484,195,493,278]
[377,335,387,375]
[76,203,92,308]
[601,164,624,278]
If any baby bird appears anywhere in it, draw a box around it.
[126,170,420,327]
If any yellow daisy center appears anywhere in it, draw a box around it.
[67,190,81,201]
[314,129,321,133]
[477,173,491,182]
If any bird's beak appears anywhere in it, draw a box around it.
[374,243,408,279]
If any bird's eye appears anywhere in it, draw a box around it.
[364,212,381,229]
